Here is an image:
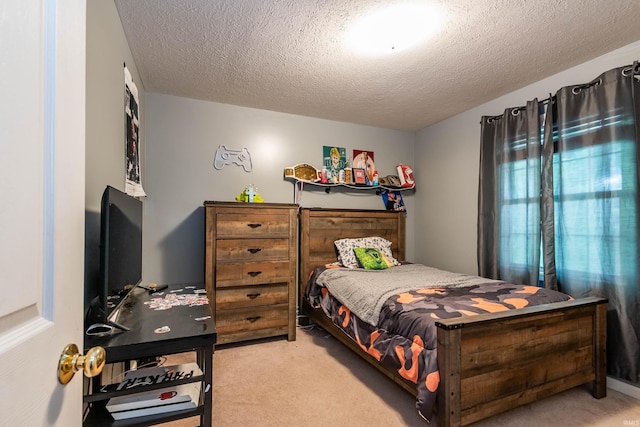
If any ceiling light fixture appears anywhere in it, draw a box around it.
[347,3,443,56]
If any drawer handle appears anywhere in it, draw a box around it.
[246,316,261,323]
[247,271,262,277]
[247,223,262,229]
[246,293,261,299]
[247,248,262,254]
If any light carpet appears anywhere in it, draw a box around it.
[165,325,640,426]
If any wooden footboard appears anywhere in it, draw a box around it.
[435,297,607,426]
[298,208,608,426]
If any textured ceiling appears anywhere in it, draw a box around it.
[114,0,640,131]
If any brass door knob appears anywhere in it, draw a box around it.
[57,343,106,385]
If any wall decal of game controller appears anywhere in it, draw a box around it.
[213,145,252,172]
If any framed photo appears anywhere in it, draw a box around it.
[353,168,367,185]
[353,150,375,184]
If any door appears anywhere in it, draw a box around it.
[0,1,86,425]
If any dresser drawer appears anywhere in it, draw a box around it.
[215,304,289,336]
[215,283,288,310]
[216,238,289,262]
[216,213,290,238]
[215,261,291,287]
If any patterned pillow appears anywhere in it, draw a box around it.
[334,236,400,268]
[353,247,394,270]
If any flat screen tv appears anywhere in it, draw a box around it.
[86,185,142,331]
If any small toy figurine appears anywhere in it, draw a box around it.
[235,184,264,203]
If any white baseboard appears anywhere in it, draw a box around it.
[608,376,640,400]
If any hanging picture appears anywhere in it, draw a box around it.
[323,146,346,184]
[124,65,146,197]
[381,189,406,212]
[353,150,375,185]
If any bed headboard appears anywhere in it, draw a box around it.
[298,208,406,306]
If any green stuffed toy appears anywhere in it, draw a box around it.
[353,247,394,270]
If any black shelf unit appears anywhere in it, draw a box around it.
[83,284,216,426]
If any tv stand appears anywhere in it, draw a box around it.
[83,283,216,426]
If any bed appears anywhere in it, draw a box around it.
[298,208,607,426]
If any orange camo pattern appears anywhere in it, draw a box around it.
[397,288,447,304]
[515,285,541,295]
[395,335,424,383]
[355,330,383,361]
[425,370,440,393]
[396,292,424,304]
[457,309,479,317]
[503,298,529,309]
[338,305,351,328]
[431,309,479,319]
[469,298,511,313]
[416,288,447,295]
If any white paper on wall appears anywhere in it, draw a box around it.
[124,65,146,197]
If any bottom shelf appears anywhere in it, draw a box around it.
[83,400,203,427]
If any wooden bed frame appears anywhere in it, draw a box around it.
[298,208,607,427]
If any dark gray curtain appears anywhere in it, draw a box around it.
[540,99,558,291]
[478,100,542,286]
[553,63,640,384]
[478,62,640,385]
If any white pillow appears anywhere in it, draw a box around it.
[334,237,400,268]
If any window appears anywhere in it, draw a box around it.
[554,111,637,286]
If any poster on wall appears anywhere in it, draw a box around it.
[124,65,146,197]
[353,149,375,184]
[380,189,406,212]
[322,146,346,183]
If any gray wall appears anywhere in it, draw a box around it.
[415,40,640,275]
[143,94,415,285]
[85,0,145,308]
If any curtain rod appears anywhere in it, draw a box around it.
[482,61,640,125]
[482,95,555,124]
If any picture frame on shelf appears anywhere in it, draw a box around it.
[353,168,367,185]
[353,150,375,184]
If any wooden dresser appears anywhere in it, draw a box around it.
[204,201,297,345]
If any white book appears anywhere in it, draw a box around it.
[107,380,200,412]
[106,362,202,419]
[109,397,198,420]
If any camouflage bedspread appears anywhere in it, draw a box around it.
[305,264,573,422]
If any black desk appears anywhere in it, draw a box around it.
[83,284,216,427]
